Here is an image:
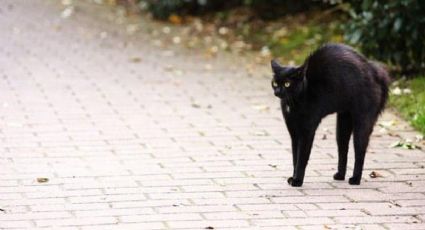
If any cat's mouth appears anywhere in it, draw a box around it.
[273,88,285,98]
[274,92,283,98]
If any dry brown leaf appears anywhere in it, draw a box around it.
[37,178,49,183]
[169,14,183,25]
[129,57,142,63]
[252,105,270,111]
[369,171,383,178]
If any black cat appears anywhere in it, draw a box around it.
[271,43,390,187]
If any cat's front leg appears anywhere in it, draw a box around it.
[287,176,303,187]
[289,128,298,180]
[284,115,299,185]
[289,130,316,187]
[287,136,302,187]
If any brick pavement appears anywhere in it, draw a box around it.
[0,1,424,229]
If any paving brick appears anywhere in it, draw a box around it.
[300,224,387,230]
[0,211,72,221]
[80,223,166,230]
[120,213,203,223]
[74,208,155,217]
[251,217,335,226]
[36,217,118,227]
[271,195,350,204]
[384,223,425,230]
[334,216,418,224]
[167,220,251,229]
[157,204,238,214]
[0,221,33,228]
[0,0,424,229]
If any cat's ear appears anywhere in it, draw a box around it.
[271,59,282,73]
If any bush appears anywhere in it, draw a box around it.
[142,0,242,20]
[247,0,330,20]
[344,0,425,75]
[141,0,332,20]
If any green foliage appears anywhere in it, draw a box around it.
[245,0,326,20]
[344,0,425,75]
[141,0,333,20]
[389,76,425,134]
[142,0,242,20]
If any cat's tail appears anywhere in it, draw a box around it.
[370,61,391,113]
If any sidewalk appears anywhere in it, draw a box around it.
[0,0,424,229]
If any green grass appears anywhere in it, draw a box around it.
[389,77,425,135]
[234,12,344,65]
[267,21,342,62]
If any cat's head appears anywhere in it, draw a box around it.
[270,60,305,99]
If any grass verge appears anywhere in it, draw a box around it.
[389,77,425,135]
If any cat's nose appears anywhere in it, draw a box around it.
[274,88,281,97]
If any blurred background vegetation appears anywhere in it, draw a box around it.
[114,0,424,134]
[133,0,425,76]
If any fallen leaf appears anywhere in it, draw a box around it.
[369,171,383,178]
[164,65,174,72]
[162,50,175,57]
[129,57,142,63]
[252,105,270,111]
[191,103,201,108]
[173,69,183,76]
[402,88,412,94]
[99,31,107,39]
[260,46,271,57]
[218,27,229,35]
[61,0,73,6]
[162,26,171,34]
[61,6,74,19]
[169,14,182,25]
[322,134,327,140]
[379,120,397,128]
[37,178,49,183]
[205,227,214,229]
[268,164,277,169]
[204,64,213,70]
[172,36,181,44]
[126,24,138,34]
[390,141,402,148]
[390,140,419,150]
[153,39,163,47]
[389,200,402,207]
[253,131,269,136]
[391,87,402,95]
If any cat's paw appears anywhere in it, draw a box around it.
[348,176,361,185]
[287,177,303,187]
[333,172,345,181]
[287,177,293,185]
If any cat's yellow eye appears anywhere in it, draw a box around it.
[284,82,291,88]
[272,80,278,87]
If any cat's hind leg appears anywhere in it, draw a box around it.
[349,114,377,185]
[334,112,353,181]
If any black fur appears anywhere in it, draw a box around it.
[271,43,390,187]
